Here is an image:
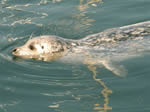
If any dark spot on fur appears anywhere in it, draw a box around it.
[52,40,65,53]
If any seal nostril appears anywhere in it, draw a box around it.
[13,48,17,52]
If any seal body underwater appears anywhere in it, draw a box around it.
[12,21,150,76]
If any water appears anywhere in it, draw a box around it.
[0,0,150,112]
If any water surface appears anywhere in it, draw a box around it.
[0,0,150,112]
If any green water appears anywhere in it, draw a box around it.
[0,0,150,112]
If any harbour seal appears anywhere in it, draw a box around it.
[12,21,150,61]
[12,35,80,61]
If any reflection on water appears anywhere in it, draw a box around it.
[83,54,112,112]
[78,0,102,11]
[73,0,103,32]
[40,0,63,4]
[87,65,112,112]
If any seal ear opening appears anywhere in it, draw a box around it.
[41,46,44,49]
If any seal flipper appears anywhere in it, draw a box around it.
[84,58,127,77]
[102,60,127,77]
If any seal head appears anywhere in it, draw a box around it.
[12,35,72,61]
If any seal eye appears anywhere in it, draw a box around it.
[29,45,35,50]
